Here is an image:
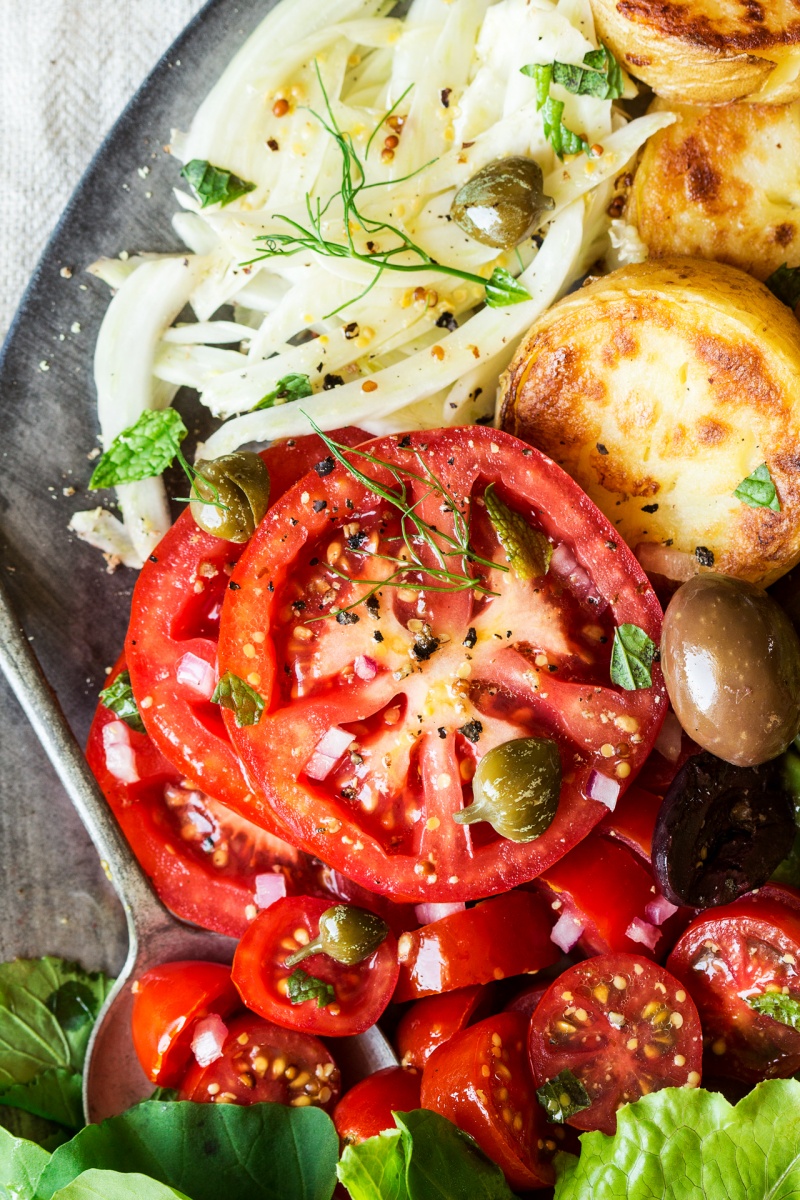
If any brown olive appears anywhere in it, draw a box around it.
[661,573,800,766]
[450,157,555,250]
[190,451,270,543]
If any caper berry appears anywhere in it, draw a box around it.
[284,904,389,968]
[451,157,555,249]
[454,736,561,842]
[190,451,270,543]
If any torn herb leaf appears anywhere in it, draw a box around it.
[484,484,552,580]
[523,45,623,103]
[484,266,532,307]
[211,672,264,727]
[610,624,656,690]
[734,463,780,512]
[541,97,590,159]
[286,969,336,1009]
[180,160,256,208]
[89,410,187,490]
[748,991,800,1030]
[536,1069,591,1123]
[251,373,313,412]
[98,671,145,734]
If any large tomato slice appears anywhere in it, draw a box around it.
[218,428,666,902]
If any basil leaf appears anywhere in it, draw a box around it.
[0,1124,50,1200]
[520,63,553,109]
[89,410,188,490]
[395,1110,516,1200]
[610,624,656,690]
[211,672,264,727]
[50,1170,190,1200]
[36,1101,339,1200]
[252,373,313,412]
[748,991,800,1031]
[734,463,781,512]
[765,263,800,310]
[0,1070,82,1132]
[541,98,589,159]
[337,1129,408,1200]
[98,671,145,734]
[536,1070,590,1124]
[286,970,336,1010]
[485,267,532,308]
[484,484,552,581]
[180,160,256,209]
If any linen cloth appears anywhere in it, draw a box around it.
[0,0,205,342]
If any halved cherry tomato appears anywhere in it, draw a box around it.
[219,427,666,902]
[666,886,800,1083]
[396,985,490,1068]
[393,891,559,1003]
[131,961,240,1086]
[528,953,703,1135]
[177,1012,340,1110]
[421,1011,558,1191]
[232,896,399,1037]
[333,1066,422,1144]
[596,784,663,862]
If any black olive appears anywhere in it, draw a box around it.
[652,751,796,907]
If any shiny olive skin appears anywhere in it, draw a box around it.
[190,451,270,543]
[454,736,561,842]
[450,157,555,250]
[661,573,800,767]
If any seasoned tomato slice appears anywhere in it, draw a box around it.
[396,985,490,1068]
[333,1066,422,1144]
[528,953,702,1134]
[219,428,666,902]
[666,886,800,1083]
[177,1012,340,1110]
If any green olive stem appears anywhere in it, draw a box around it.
[284,936,324,968]
[453,805,483,826]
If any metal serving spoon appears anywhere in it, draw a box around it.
[0,575,396,1123]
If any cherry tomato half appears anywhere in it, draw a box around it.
[333,1066,422,1144]
[396,985,491,1068]
[596,784,663,862]
[131,960,240,1086]
[421,1011,558,1191]
[528,953,703,1135]
[232,896,399,1037]
[394,891,559,1003]
[178,1012,340,1110]
[219,427,666,903]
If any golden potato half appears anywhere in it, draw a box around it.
[589,0,800,104]
[628,98,800,281]
[499,258,800,586]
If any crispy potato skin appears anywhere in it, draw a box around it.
[589,0,800,103]
[629,98,800,281]
[499,259,800,586]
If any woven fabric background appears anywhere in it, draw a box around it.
[0,0,205,342]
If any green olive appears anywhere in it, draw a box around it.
[190,452,270,543]
[284,905,389,968]
[454,737,561,842]
[450,157,555,249]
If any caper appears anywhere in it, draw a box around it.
[454,737,561,842]
[190,451,270,543]
[284,905,389,968]
[450,157,555,249]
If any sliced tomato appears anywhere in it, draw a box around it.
[666,887,800,1083]
[333,1066,422,1144]
[125,428,369,822]
[231,896,399,1037]
[394,891,559,1003]
[421,1011,558,1191]
[528,953,703,1135]
[596,784,663,862]
[131,961,240,1086]
[177,1012,340,1110]
[219,427,666,902]
[395,985,491,1068]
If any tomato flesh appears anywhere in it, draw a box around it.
[395,985,490,1068]
[333,1066,422,1144]
[596,784,663,862]
[528,952,703,1134]
[232,895,399,1037]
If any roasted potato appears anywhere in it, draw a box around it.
[589,0,800,104]
[499,258,800,586]
[628,98,800,280]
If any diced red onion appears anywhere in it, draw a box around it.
[626,918,661,950]
[655,711,683,763]
[176,651,217,699]
[414,902,466,925]
[550,911,585,953]
[304,726,355,781]
[354,655,378,681]
[550,543,577,576]
[191,1014,228,1067]
[645,895,679,925]
[550,543,605,609]
[586,770,621,811]
[102,721,139,784]
[254,872,288,910]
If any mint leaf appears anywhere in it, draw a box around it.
[89,410,188,490]
[180,160,256,209]
[395,1110,516,1200]
[541,97,590,159]
[748,991,800,1030]
[765,263,800,309]
[211,672,264,727]
[523,45,623,102]
[485,267,531,308]
[98,671,144,734]
[0,1124,50,1200]
[287,970,335,1009]
[338,1129,408,1200]
[610,624,655,690]
[0,1069,82,1131]
[51,1171,190,1200]
[252,373,313,412]
[520,63,553,109]
[536,1070,590,1124]
[37,1101,339,1200]
[484,484,552,580]
[734,463,780,511]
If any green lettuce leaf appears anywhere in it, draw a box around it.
[180,160,256,209]
[89,409,188,490]
[397,1110,515,1200]
[338,1129,408,1200]
[0,1107,71,1154]
[51,1171,190,1200]
[610,624,656,690]
[0,1124,50,1200]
